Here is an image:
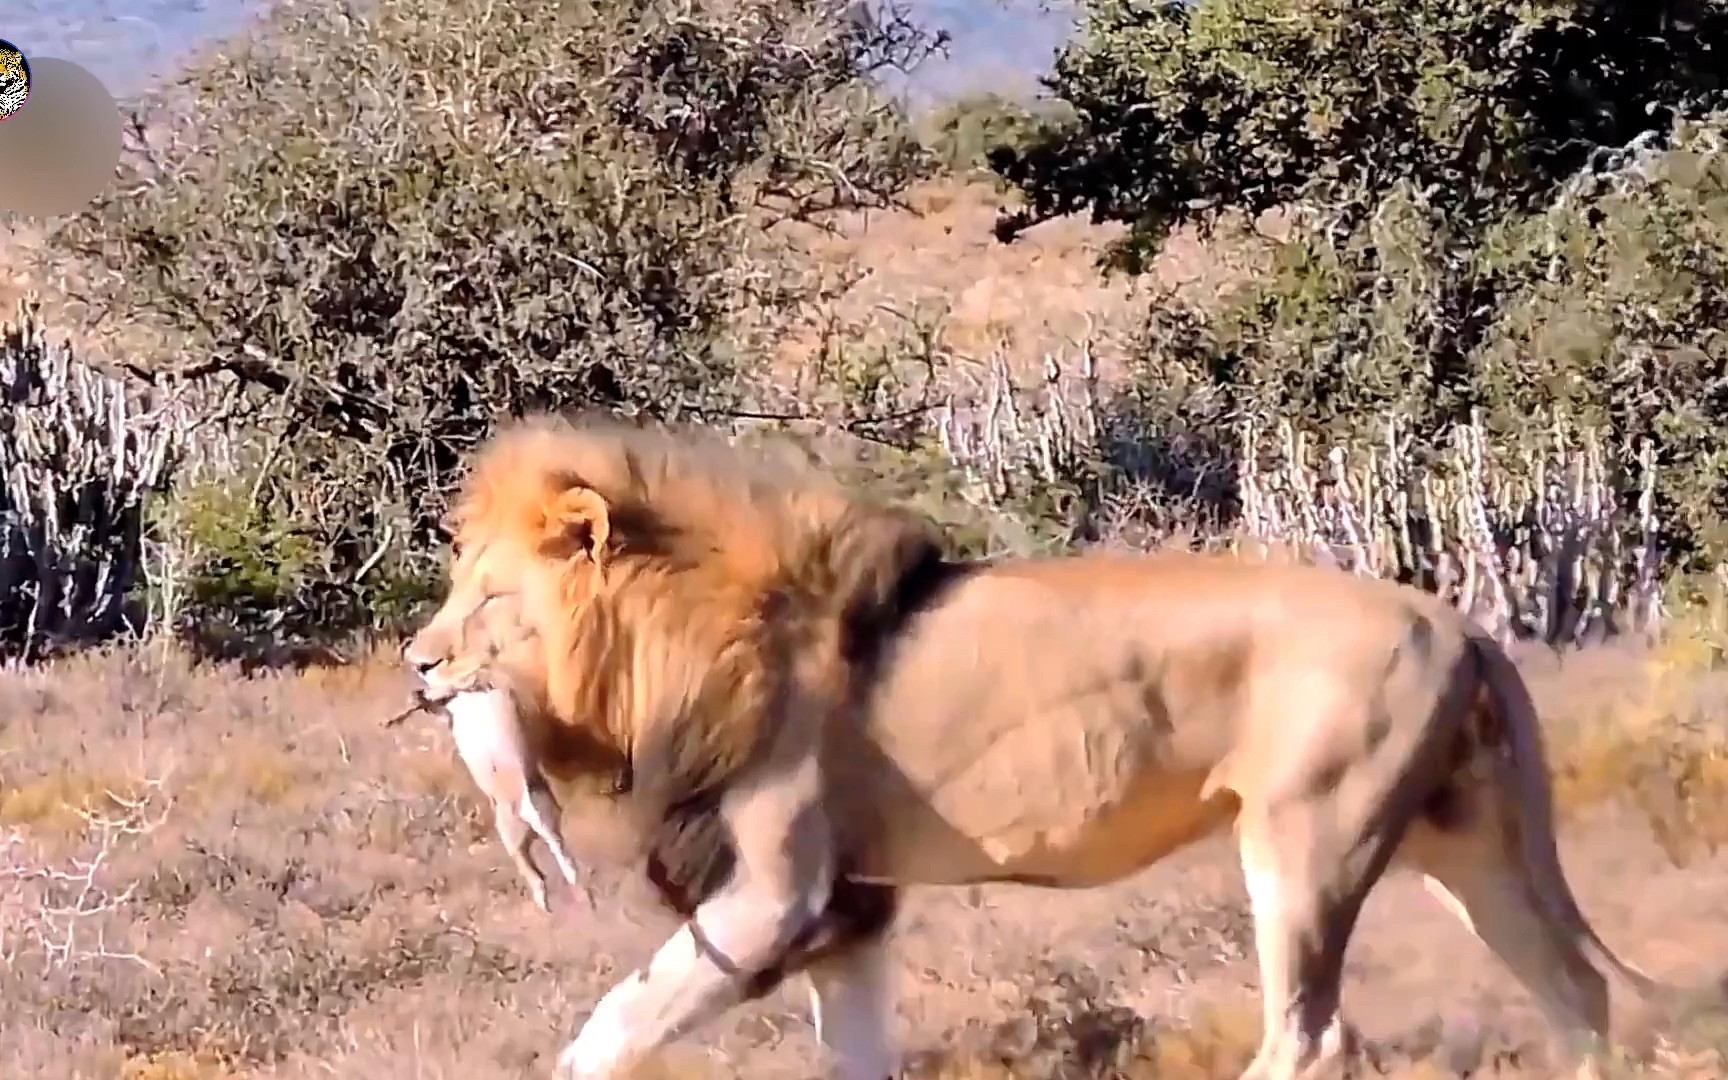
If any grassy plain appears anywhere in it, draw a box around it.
[2,615,1727,1079]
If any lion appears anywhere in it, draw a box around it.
[401,413,1681,1080]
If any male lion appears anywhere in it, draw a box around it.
[402,414,1678,1080]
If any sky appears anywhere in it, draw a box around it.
[1,0,1080,103]
[892,0,1080,103]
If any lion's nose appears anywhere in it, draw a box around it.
[402,640,437,675]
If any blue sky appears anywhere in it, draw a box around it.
[895,0,1079,103]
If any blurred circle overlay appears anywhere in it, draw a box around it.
[0,57,122,218]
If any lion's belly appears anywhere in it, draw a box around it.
[855,765,1237,887]
[841,683,1239,888]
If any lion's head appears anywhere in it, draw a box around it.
[402,433,611,709]
[404,414,950,811]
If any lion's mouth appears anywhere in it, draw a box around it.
[415,686,457,710]
[414,686,470,714]
[381,677,480,729]
[384,672,496,728]
[417,663,497,697]
[421,666,501,701]
[381,692,440,728]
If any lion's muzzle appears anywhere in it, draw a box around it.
[402,638,446,689]
[401,634,478,703]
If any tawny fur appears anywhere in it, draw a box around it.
[405,413,1685,1080]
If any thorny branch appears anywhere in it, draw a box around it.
[0,773,175,975]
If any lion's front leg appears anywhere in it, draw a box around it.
[554,754,836,1079]
[554,882,828,1078]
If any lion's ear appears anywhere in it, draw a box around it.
[543,487,612,568]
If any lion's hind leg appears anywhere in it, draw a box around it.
[1401,808,1612,1074]
[1228,678,1456,1080]
[1234,790,1413,1080]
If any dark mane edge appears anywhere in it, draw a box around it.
[633,487,984,999]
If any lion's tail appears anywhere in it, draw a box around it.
[1468,631,1682,1006]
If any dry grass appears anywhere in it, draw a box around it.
[2,616,1728,1079]
[772,181,1152,374]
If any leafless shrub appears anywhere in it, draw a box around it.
[937,349,1104,506]
[1238,412,1666,646]
[926,345,1682,644]
[0,303,199,660]
[0,773,173,975]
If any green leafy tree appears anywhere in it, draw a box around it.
[996,0,1728,266]
[920,90,1075,174]
[992,0,1728,572]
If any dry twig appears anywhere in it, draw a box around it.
[0,773,174,975]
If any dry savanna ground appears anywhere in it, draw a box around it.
[4,613,1728,1080]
